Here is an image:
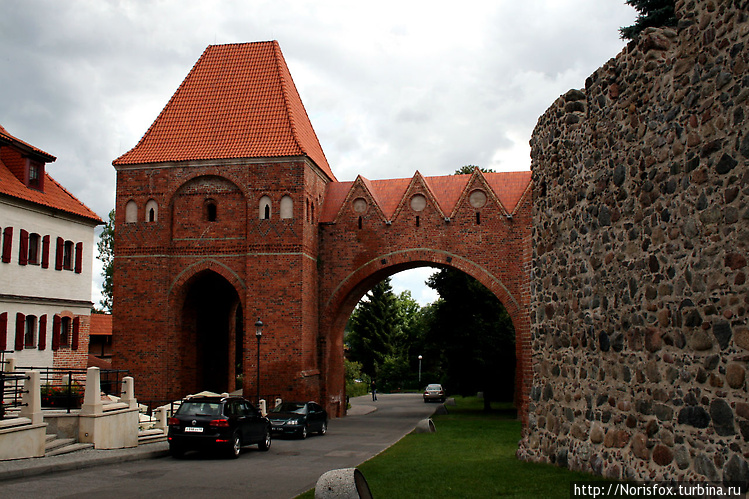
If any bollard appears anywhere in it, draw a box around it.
[414,417,436,433]
[315,468,372,499]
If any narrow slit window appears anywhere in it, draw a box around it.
[206,201,217,222]
[358,216,363,229]
[476,212,481,225]
[416,216,420,227]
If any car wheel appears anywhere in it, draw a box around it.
[318,422,327,436]
[258,428,271,451]
[228,431,242,459]
[299,425,308,440]
[169,443,184,459]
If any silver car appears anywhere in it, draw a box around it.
[423,384,445,403]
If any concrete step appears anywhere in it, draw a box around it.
[45,437,76,452]
[138,429,167,444]
[45,442,94,457]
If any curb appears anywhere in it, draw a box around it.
[0,446,170,482]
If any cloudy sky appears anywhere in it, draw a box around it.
[1,0,636,306]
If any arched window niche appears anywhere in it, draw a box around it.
[205,198,218,222]
[280,195,293,219]
[125,200,138,223]
[259,196,272,220]
[145,199,158,222]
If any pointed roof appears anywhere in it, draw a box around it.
[113,41,336,181]
[0,125,102,224]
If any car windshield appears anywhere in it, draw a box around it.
[271,402,307,414]
[177,401,222,416]
[426,385,442,390]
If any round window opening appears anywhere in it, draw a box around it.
[410,194,427,212]
[352,198,368,214]
[469,190,487,209]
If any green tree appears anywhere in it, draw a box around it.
[455,165,495,175]
[345,278,400,378]
[425,269,515,410]
[345,359,369,398]
[619,0,677,40]
[96,209,115,313]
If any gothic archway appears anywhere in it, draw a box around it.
[178,270,243,395]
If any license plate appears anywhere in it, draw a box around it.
[273,426,282,431]
[184,426,203,433]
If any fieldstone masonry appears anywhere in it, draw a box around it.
[520,0,749,485]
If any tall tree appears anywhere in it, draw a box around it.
[345,278,400,378]
[97,209,115,313]
[425,270,515,409]
[619,0,677,40]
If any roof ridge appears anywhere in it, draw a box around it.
[113,45,211,164]
[271,42,335,180]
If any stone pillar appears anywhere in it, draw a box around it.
[120,376,137,410]
[259,399,267,416]
[81,367,103,415]
[19,370,43,425]
[155,406,168,431]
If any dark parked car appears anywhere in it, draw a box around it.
[268,401,327,439]
[167,395,271,458]
[423,383,446,403]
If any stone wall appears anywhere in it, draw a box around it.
[521,0,749,485]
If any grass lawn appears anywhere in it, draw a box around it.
[298,396,608,498]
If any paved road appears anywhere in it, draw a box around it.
[0,393,437,498]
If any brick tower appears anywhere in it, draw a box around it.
[112,41,336,405]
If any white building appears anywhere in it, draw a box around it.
[0,124,102,370]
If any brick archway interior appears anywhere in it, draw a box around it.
[177,270,242,395]
[321,251,530,419]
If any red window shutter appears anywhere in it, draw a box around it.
[0,312,7,351]
[38,315,47,350]
[19,229,29,265]
[41,235,50,268]
[74,242,83,273]
[72,317,80,350]
[55,237,64,270]
[52,315,61,351]
[15,312,25,351]
[2,227,13,263]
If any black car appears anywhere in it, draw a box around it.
[167,395,271,458]
[268,401,328,439]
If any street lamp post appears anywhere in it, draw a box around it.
[255,318,264,405]
[418,355,422,384]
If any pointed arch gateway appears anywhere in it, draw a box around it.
[318,168,533,420]
[173,268,244,396]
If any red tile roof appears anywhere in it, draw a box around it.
[113,41,336,181]
[0,126,102,224]
[321,170,531,223]
[89,314,113,336]
[0,124,55,162]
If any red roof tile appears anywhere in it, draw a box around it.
[113,41,336,181]
[0,126,102,224]
[0,124,55,162]
[90,314,113,336]
[320,170,531,223]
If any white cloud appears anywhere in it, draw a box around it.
[0,0,636,303]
